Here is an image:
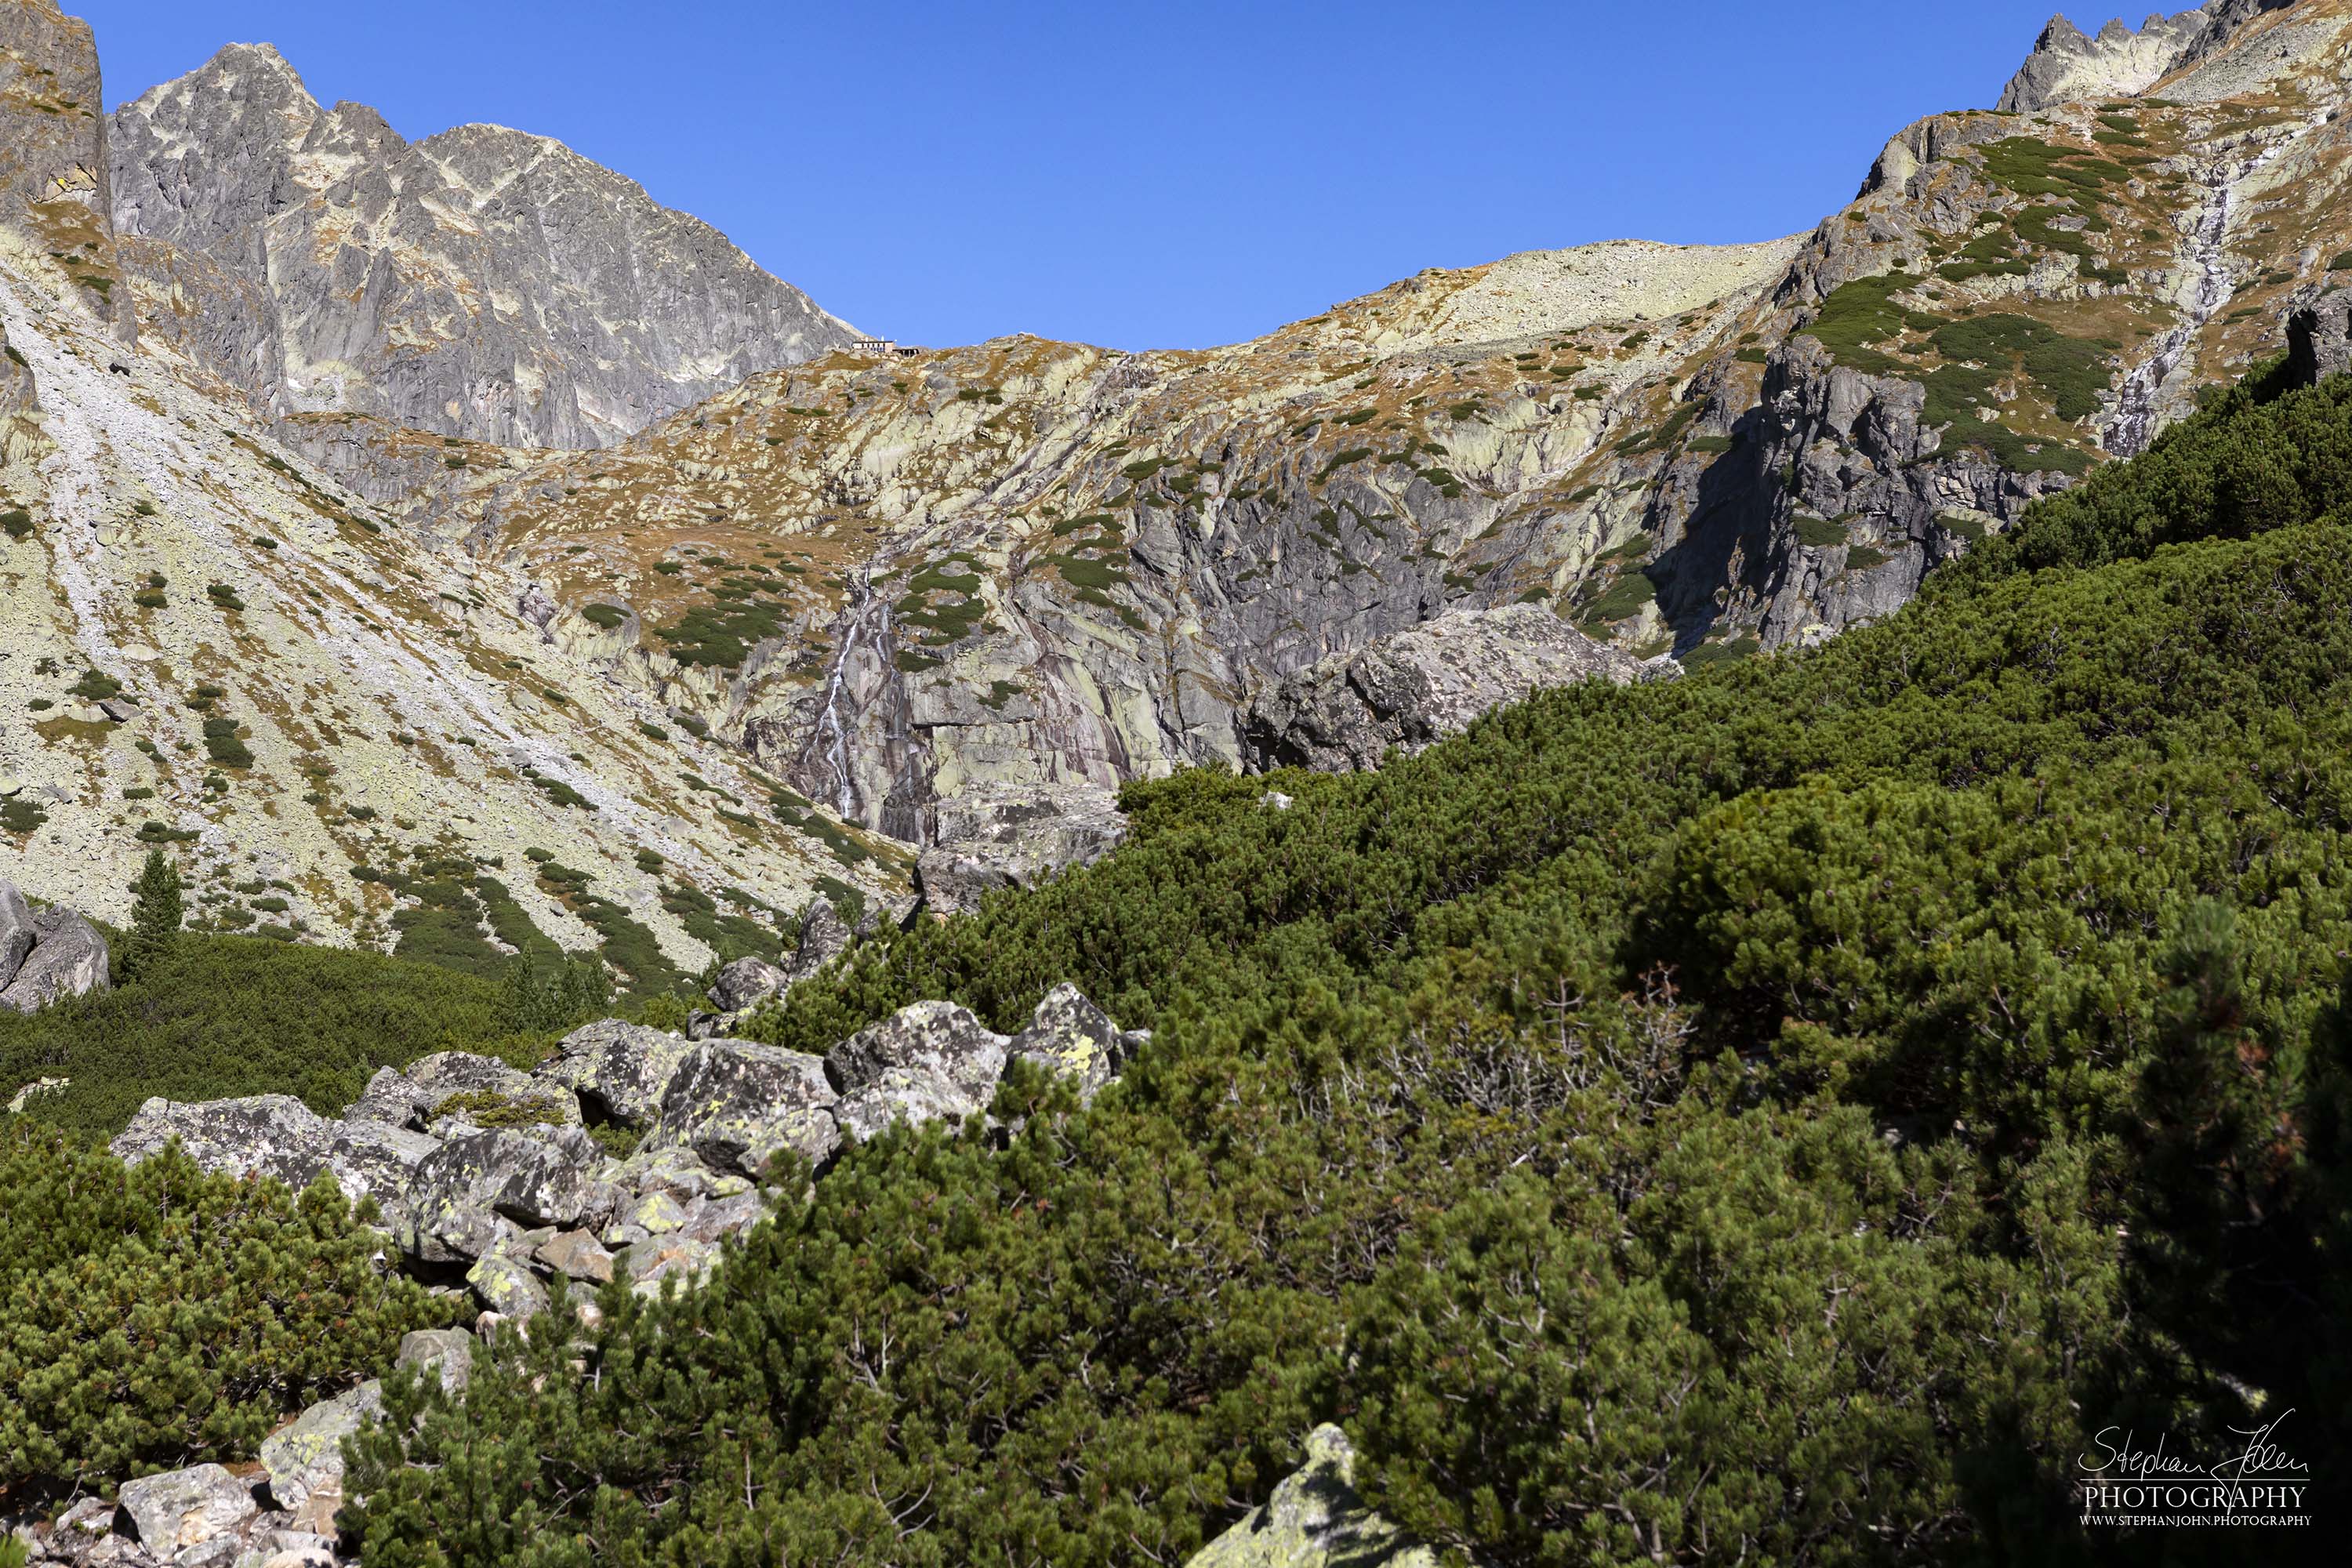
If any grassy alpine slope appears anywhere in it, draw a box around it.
[314,361,2352,1564]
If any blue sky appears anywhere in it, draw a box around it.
[78,1,2095,350]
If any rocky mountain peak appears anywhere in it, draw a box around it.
[1995,0,2311,110]
[107,43,858,448]
[1997,8,2216,111]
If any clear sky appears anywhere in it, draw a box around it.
[75,1,2099,350]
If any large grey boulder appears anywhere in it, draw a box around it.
[641,1041,840,1178]
[109,1092,307,1170]
[1240,605,1642,774]
[0,901,113,1013]
[538,1018,694,1127]
[466,1250,551,1320]
[535,1228,616,1284]
[1185,1425,1443,1568]
[343,1065,436,1129]
[394,1127,596,1262]
[260,1380,381,1523]
[615,1235,724,1298]
[395,1328,475,1396]
[115,1465,256,1560]
[1008,982,1148,1104]
[111,1095,440,1222]
[916,785,1127,916]
[788,896,853,981]
[826,1000,1009,1104]
[708,956,788,1013]
[826,1000,1009,1142]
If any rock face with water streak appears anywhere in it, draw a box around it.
[107,43,857,447]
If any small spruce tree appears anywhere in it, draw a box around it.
[124,846,183,980]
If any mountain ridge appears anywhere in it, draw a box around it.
[107,39,860,450]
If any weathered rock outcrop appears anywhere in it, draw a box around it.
[709,954,788,1013]
[24,1447,350,1564]
[1185,1425,1447,1568]
[1241,605,1646,773]
[2288,284,2352,385]
[916,785,1128,914]
[0,0,133,339]
[539,1018,695,1126]
[825,1000,1007,1142]
[1009,982,1146,1104]
[111,986,1140,1327]
[115,1463,256,1562]
[260,1379,381,1526]
[445,0,2352,867]
[107,43,855,448]
[110,1092,439,1215]
[0,883,110,1011]
[641,1040,841,1178]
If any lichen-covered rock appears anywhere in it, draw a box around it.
[47,1494,119,1554]
[394,1127,593,1262]
[405,1051,581,1127]
[620,1189,688,1236]
[617,1235,722,1297]
[708,955,788,1013]
[641,1041,840,1178]
[110,1094,439,1224]
[678,1189,768,1243]
[916,786,1128,915]
[343,1065,434,1129]
[1008,982,1147,1104]
[1242,606,1640,774]
[787,896,853,982]
[538,1018,694,1127]
[395,1327,475,1396]
[826,1000,1008,1105]
[0,880,34,989]
[826,1000,1009,1142]
[0,900,112,1013]
[466,1249,551,1319]
[115,1465,255,1560]
[260,1379,381,1520]
[1185,1425,1443,1568]
[535,1227,616,1284]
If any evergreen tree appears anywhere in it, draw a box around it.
[123,846,183,980]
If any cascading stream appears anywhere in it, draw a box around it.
[808,572,891,821]
[2103,122,2315,457]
